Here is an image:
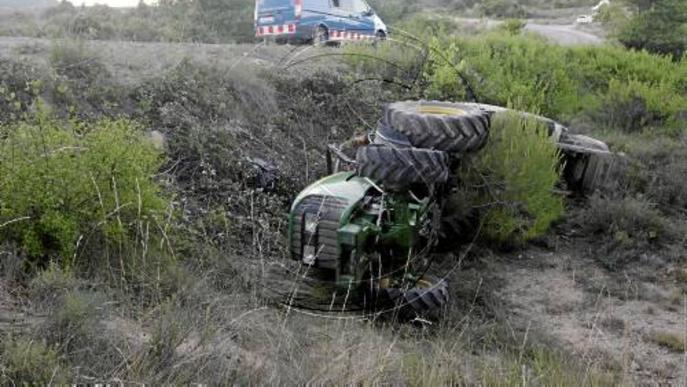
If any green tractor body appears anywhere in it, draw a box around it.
[289,171,427,290]
[285,100,620,317]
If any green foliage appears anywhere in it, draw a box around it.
[426,34,579,117]
[596,78,684,133]
[424,32,687,132]
[1,338,69,384]
[617,0,687,59]
[0,112,167,270]
[460,112,564,245]
[498,19,527,35]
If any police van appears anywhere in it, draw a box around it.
[254,0,388,44]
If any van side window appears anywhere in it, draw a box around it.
[332,0,340,7]
[339,0,353,11]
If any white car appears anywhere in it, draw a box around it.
[576,15,593,24]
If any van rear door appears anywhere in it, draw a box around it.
[255,0,299,36]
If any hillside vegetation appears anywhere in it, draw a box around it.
[0,3,686,385]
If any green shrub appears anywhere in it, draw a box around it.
[1,338,70,384]
[498,19,527,35]
[0,112,168,272]
[426,34,579,117]
[423,32,686,131]
[460,112,564,245]
[595,78,684,133]
[617,0,687,59]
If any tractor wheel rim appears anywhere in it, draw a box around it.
[417,105,466,116]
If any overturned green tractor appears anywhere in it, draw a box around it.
[287,100,620,318]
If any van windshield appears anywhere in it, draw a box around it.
[258,0,290,9]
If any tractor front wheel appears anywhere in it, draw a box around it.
[376,275,449,319]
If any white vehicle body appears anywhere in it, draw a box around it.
[576,15,593,24]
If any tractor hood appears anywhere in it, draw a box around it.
[291,171,373,214]
[289,172,375,269]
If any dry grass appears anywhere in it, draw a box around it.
[645,331,686,353]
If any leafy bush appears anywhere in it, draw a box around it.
[426,33,580,117]
[423,32,687,131]
[460,112,564,245]
[0,113,168,272]
[498,19,527,35]
[617,0,687,59]
[595,78,684,133]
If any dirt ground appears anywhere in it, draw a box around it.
[490,244,687,384]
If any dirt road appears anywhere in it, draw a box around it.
[456,18,603,46]
[525,23,603,46]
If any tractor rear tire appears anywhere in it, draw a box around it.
[383,100,491,153]
[378,275,449,319]
[356,145,449,190]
